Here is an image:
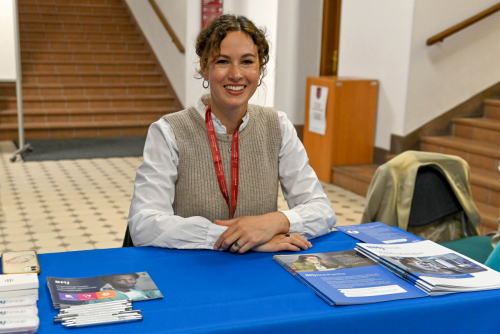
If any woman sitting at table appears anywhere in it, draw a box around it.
[128,14,336,254]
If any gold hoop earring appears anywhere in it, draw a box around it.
[203,80,209,89]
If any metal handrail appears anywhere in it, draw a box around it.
[427,2,500,45]
[148,0,185,54]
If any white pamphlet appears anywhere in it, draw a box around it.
[308,85,328,135]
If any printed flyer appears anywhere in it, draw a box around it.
[274,249,427,306]
[46,272,163,308]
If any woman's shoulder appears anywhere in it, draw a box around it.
[162,107,196,122]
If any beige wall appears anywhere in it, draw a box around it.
[338,0,500,150]
[274,0,323,124]
[0,0,17,81]
[405,0,500,134]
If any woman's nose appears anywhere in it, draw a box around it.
[228,65,243,80]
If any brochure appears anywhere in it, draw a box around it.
[46,272,163,309]
[274,249,428,306]
[356,241,500,295]
[335,222,423,244]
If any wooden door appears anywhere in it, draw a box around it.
[320,0,342,76]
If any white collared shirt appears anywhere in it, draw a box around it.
[128,98,337,249]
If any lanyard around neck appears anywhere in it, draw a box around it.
[205,105,239,218]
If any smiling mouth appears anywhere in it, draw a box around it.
[224,85,246,92]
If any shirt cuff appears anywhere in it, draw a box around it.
[280,210,304,236]
[205,223,228,249]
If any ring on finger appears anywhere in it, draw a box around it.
[234,241,242,248]
[285,233,291,237]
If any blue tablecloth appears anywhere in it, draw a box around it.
[36,231,498,333]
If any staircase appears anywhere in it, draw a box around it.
[0,0,181,141]
[332,99,500,235]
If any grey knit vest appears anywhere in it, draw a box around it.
[164,104,282,222]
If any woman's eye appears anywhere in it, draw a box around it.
[242,60,254,64]
[216,59,228,64]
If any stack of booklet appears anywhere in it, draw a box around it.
[274,248,428,305]
[46,271,163,309]
[356,240,500,295]
[275,222,500,306]
[0,274,40,333]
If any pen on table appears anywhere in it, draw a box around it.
[61,313,142,323]
[55,310,139,322]
[58,305,133,315]
[60,300,132,309]
[59,301,132,312]
[61,313,142,324]
[63,315,142,327]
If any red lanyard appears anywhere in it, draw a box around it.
[205,106,239,218]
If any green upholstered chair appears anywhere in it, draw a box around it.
[441,236,493,264]
[485,245,500,271]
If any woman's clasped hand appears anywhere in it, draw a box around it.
[214,212,313,253]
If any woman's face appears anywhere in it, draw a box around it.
[202,31,260,114]
[305,256,319,263]
[110,275,137,289]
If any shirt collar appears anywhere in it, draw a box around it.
[195,95,249,134]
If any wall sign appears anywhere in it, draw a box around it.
[202,0,223,29]
[308,85,329,135]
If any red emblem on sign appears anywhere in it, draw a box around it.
[202,0,223,30]
[316,87,321,99]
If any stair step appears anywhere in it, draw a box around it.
[485,99,500,120]
[421,136,500,172]
[331,165,377,197]
[470,167,500,208]
[475,202,499,235]
[22,71,162,84]
[21,39,145,51]
[22,60,156,73]
[21,50,150,61]
[0,83,169,97]
[0,120,152,140]
[19,11,130,24]
[0,106,176,123]
[19,2,126,15]
[454,117,500,145]
[20,20,135,33]
[20,31,141,42]
[0,106,176,116]
[1,94,175,110]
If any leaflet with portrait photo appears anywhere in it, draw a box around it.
[46,271,163,309]
[274,249,427,306]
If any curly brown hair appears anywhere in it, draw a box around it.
[196,14,269,79]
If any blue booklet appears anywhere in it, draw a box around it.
[274,249,428,305]
[335,222,423,244]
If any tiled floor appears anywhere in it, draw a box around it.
[0,140,365,254]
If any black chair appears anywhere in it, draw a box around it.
[122,226,135,247]
[408,165,476,237]
[408,166,493,263]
